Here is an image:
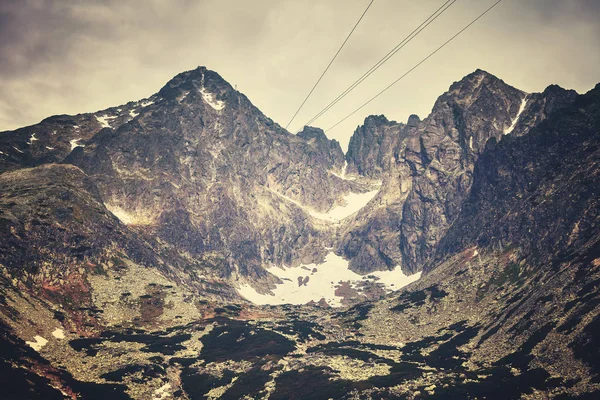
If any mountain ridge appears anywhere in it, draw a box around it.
[1,65,599,399]
[0,66,583,286]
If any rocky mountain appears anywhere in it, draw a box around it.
[2,67,579,289]
[0,66,598,399]
[338,69,578,274]
[1,67,379,294]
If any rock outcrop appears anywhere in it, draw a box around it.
[345,114,402,179]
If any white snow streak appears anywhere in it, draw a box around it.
[140,100,154,107]
[105,204,153,225]
[270,188,379,223]
[12,146,23,154]
[26,335,48,352]
[129,110,139,118]
[28,133,38,145]
[504,96,528,135]
[178,91,189,102]
[107,205,137,225]
[45,146,55,150]
[313,190,379,222]
[96,114,116,128]
[70,139,84,150]
[239,252,421,307]
[330,160,356,181]
[199,87,225,110]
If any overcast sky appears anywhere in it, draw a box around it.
[1,0,599,149]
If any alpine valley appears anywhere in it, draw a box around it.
[0,66,599,399]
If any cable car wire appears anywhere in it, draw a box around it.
[325,0,504,133]
[285,0,376,130]
[300,0,456,131]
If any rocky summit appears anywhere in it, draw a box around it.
[0,66,599,399]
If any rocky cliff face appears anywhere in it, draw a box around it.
[430,83,599,268]
[338,69,579,274]
[345,114,402,179]
[296,126,345,172]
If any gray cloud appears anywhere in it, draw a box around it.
[1,0,599,149]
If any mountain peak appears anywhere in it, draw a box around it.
[447,69,506,94]
[407,114,420,127]
[297,126,327,141]
[463,69,504,86]
[436,68,524,113]
[542,83,574,96]
[158,66,232,101]
[471,68,495,78]
[361,114,392,129]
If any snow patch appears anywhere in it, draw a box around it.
[70,139,84,151]
[96,114,116,128]
[140,100,154,107]
[28,133,38,145]
[270,188,379,223]
[12,146,23,154]
[45,146,55,150]
[178,91,189,102]
[330,160,356,181]
[129,109,139,118]
[26,335,48,351]
[199,87,225,111]
[314,190,379,222]
[469,136,473,150]
[105,204,153,225]
[214,121,223,134]
[504,95,528,135]
[239,252,421,307]
[0,151,5,156]
[153,383,171,400]
[52,328,65,339]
